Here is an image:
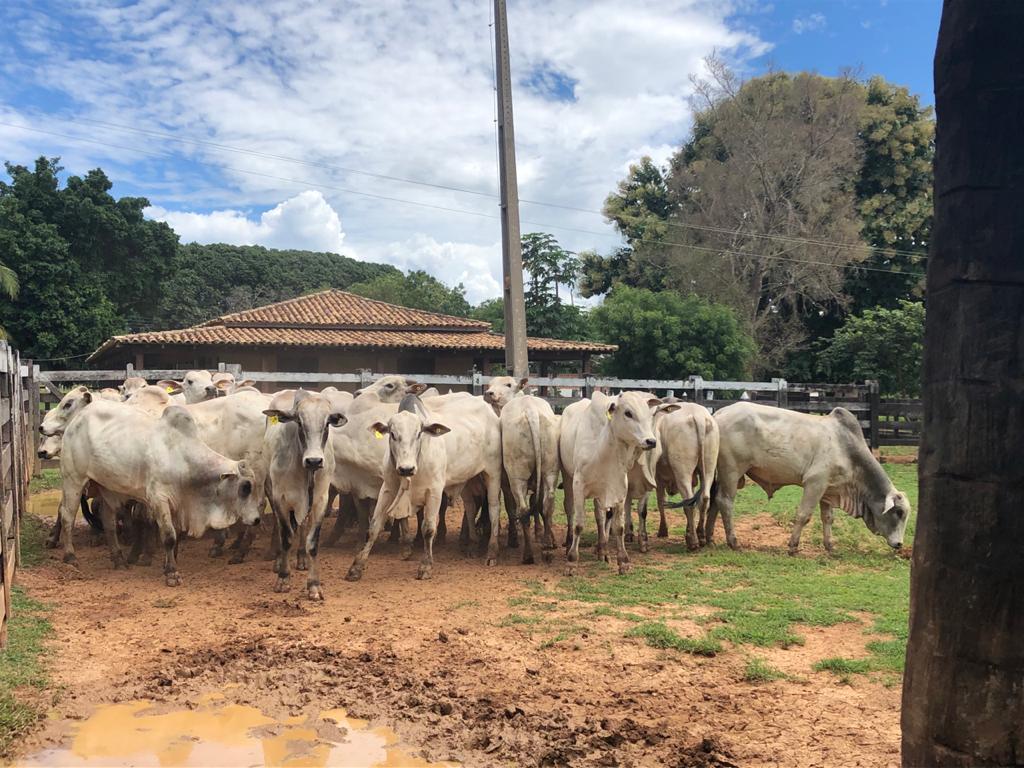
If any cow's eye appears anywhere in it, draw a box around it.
[624,410,634,419]
[62,403,70,409]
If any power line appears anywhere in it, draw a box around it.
[45,114,926,261]
[3,119,925,279]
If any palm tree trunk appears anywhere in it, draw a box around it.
[901,1,1024,764]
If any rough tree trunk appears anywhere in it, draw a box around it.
[901,1,1024,765]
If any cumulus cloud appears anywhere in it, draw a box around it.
[792,13,827,34]
[147,191,347,254]
[1,1,771,303]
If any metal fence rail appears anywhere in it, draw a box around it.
[36,365,919,449]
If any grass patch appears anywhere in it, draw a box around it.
[500,613,542,627]
[28,469,61,494]
[0,588,52,756]
[743,657,788,683]
[18,516,48,568]
[626,622,721,657]
[590,606,646,622]
[813,657,873,675]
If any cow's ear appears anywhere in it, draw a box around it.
[518,378,530,390]
[157,379,182,395]
[215,379,233,391]
[421,422,450,437]
[607,401,616,414]
[404,378,418,387]
[658,403,681,414]
[237,379,255,388]
[262,409,295,424]
[406,383,428,395]
[219,469,238,480]
[647,397,662,409]
[370,421,390,439]
[81,390,93,404]
[328,412,347,428]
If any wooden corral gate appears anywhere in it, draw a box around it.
[36,365,920,449]
[0,343,39,649]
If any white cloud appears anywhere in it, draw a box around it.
[147,191,347,254]
[792,12,827,34]
[1,1,771,304]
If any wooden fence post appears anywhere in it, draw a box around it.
[867,380,880,449]
[359,369,373,391]
[583,374,595,399]
[471,369,483,396]
[689,375,704,406]
[774,378,788,409]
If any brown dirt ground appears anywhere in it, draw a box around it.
[13,504,900,768]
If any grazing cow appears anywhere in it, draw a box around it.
[262,390,347,600]
[500,394,560,564]
[710,402,911,553]
[482,376,529,412]
[560,391,679,575]
[58,400,259,584]
[346,392,503,580]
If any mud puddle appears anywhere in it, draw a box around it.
[28,491,60,519]
[18,694,454,767]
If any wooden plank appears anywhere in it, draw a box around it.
[878,402,924,416]
[0,399,8,426]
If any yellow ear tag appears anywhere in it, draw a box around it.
[374,430,384,440]
[268,415,279,425]
[607,410,612,421]
[165,386,175,394]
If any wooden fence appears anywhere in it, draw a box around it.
[0,343,38,649]
[36,365,920,449]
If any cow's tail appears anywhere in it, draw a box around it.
[382,477,412,520]
[525,406,543,511]
[679,413,706,508]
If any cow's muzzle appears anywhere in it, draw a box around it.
[891,541,903,550]
[304,457,324,470]
[397,465,416,477]
[37,449,50,459]
[642,438,657,451]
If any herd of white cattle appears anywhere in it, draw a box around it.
[36,370,911,599]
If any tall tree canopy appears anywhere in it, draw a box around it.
[584,61,934,376]
[348,269,470,317]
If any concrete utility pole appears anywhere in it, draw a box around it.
[901,1,1024,764]
[493,0,528,379]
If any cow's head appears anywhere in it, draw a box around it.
[40,386,92,439]
[157,370,218,403]
[37,431,63,460]
[119,377,147,400]
[354,375,420,403]
[370,411,450,478]
[207,460,259,529]
[264,390,347,471]
[607,391,680,451]
[864,489,911,550]
[482,376,529,411]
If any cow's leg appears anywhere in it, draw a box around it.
[272,501,294,592]
[565,479,586,576]
[325,492,352,547]
[540,472,558,558]
[593,501,605,559]
[657,488,671,538]
[304,490,330,601]
[502,475,518,549]
[417,491,443,580]
[398,515,416,560]
[436,494,449,544]
[820,500,835,554]
[209,529,227,558]
[264,514,281,561]
[610,502,631,575]
[58,477,88,565]
[228,523,257,564]
[45,512,62,549]
[562,477,575,551]
[625,498,635,543]
[460,490,481,554]
[97,498,127,569]
[678,481,699,551]
[346,486,395,581]
[151,503,181,586]
[636,495,651,553]
[484,473,502,566]
[787,480,826,556]
[509,478,534,564]
[355,496,372,543]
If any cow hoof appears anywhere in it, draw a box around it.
[228,552,246,565]
[111,554,129,570]
[618,562,632,576]
[485,557,498,567]
[416,566,432,580]
[727,537,740,551]
[274,577,291,593]
[45,536,59,550]
[639,542,649,554]
[686,538,700,552]
[787,548,798,557]
[657,526,669,538]
[165,572,182,587]
[295,558,309,572]
[542,550,554,564]
[62,553,78,566]
[208,545,224,558]
[563,564,578,577]
[307,584,324,601]
[522,553,535,565]
[624,532,634,543]
[345,566,364,582]
[400,546,414,561]
[824,544,835,555]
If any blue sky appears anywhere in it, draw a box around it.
[0,1,940,303]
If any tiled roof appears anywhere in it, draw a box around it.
[88,325,616,362]
[202,289,490,330]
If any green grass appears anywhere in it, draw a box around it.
[625,622,721,657]
[813,657,873,675]
[516,464,915,679]
[28,469,61,494]
[743,657,788,683]
[0,512,53,757]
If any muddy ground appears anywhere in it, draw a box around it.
[14,500,900,767]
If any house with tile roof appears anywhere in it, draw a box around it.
[88,289,615,375]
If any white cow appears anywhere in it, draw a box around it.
[156,370,220,404]
[482,375,529,412]
[500,394,560,564]
[559,391,679,575]
[262,390,347,600]
[710,402,911,553]
[345,392,503,580]
[57,399,260,584]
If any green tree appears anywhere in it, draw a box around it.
[816,299,924,396]
[470,297,506,332]
[519,232,589,340]
[348,270,470,317]
[590,286,754,380]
